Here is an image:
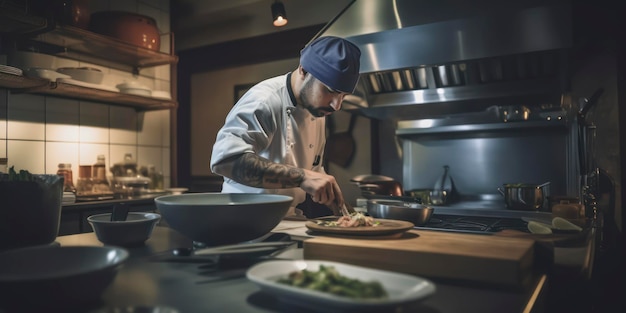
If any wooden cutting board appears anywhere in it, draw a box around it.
[303,229,536,288]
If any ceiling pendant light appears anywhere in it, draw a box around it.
[271,1,288,27]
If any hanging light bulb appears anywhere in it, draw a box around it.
[271,1,288,27]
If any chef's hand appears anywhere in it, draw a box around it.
[300,169,344,212]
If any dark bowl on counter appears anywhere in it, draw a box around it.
[154,193,292,247]
[87,212,161,247]
[0,245,128,312]
[367,199,433,225]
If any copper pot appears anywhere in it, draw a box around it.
[89,11,161,51]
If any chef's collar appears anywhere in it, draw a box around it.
[286,72,297,107]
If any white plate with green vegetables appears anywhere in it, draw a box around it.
[246,260,435,310]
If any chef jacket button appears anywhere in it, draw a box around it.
[311,117,315,121]
[309,144,314,148]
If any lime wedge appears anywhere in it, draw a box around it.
[552,217,582,232]
[527,221,553,234]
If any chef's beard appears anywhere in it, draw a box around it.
[298,75,334,118]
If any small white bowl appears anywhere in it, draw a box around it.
[116,81,152,96]
[57,67,104,84]
[87,212,160,247]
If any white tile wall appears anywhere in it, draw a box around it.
[46,97,80,142]
[7,140,45,174]
[0,1,172,188]
[7,94,45,140]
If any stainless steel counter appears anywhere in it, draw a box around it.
[56,226,547,313]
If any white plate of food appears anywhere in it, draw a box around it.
[247,260,435,310]
[305,215,414,236]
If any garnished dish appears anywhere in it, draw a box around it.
[277,264,388,299]
[305,215,414,237]
[247,260,436,310]
[315,212,380,227]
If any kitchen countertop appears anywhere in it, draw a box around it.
[55,224,551,313]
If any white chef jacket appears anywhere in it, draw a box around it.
[210,73,326,211]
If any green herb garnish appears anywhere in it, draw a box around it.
[7,166,35,181]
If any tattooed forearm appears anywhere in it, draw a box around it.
[232,153,304,188]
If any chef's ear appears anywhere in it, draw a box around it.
[298,65,308,76]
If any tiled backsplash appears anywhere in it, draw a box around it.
[0,92,172,188]
[0,0,173,188]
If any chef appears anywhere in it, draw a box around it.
[210,36,361,217]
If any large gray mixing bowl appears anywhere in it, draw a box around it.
[154,193,292,246]
[367,199,434,226]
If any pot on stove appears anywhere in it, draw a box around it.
[498,182,550,211]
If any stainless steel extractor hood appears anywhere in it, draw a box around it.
[314,0,573,120]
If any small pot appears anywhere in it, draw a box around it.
[89,11,161,51]
[366,199,433,226]
[498,182,550,211]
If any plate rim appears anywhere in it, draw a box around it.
[246,259,436,308]
[304,217,414,236]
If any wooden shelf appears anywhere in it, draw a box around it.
[27,25,178,71]
[34,81,177,111]
[0,72,49,89]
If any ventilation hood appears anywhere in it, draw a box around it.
[314,0,573,120]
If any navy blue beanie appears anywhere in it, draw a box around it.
[300,36,361,93]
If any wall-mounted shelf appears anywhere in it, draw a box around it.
[1,73,177,111]
[25,25,178,72]
[0,72,49,89]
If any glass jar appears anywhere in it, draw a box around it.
[76,165,93,196]
[92,154,107,182]
[57,163,76,193]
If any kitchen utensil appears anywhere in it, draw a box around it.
[0,246,128,312]
[305,217,414,237]
[366,199,433,225]
[351,175,404,197]
[350,174,396,183]
[0,173,63,251]
[432,165,456,205]
[498,182,550,211]
[57,67,104,84]
[111,176,152,199]
[154,193,292,246]
[246,260,436,310]
[577,88,604,176]
[88,212,160,247]
[111,203,130,221]
[89,11,161,51]
[405,189,434,204]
